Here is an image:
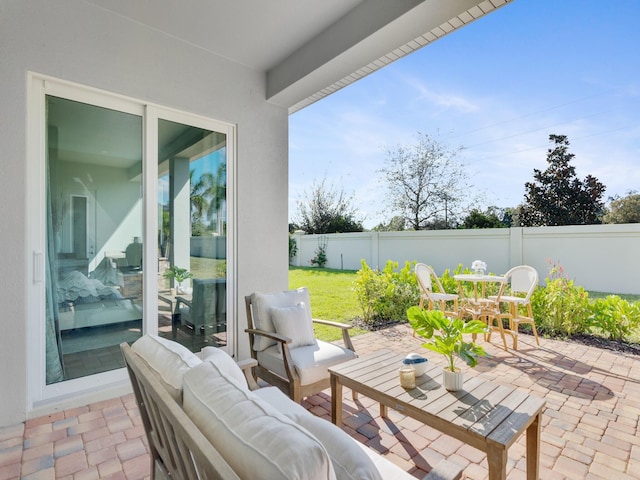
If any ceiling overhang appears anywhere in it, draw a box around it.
[269,0,512,113]
[84,0,512,114]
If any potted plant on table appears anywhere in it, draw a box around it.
[407,306,489,391]
[163,265,193,294]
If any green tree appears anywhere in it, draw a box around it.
[379,132,469,230]
[462,207,508,229]
[295,177,363,234]
[190,163,227,235]
[520,134,605,226]
[372,216,406,232]
[603,191,640,224]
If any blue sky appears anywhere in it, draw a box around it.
[289,0,640,229]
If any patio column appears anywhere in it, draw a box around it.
[169,156,191,287]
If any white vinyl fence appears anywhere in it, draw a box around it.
[290,224,640,295]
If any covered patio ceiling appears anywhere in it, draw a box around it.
[85,0,512,113]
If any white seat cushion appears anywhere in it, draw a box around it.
[253,386,311,417]
[488,295,528,305]
[250,287,312,351]
[131,335,202,403]
[183,361,335,480]
[257,340,357,385]
[292,413,383,480]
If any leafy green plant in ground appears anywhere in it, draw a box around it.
[591,295,640,341]
[354,260,419,327]
[531,272,592,337]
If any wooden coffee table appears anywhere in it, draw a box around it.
[329,350,545,480]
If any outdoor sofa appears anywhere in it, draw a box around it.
[121,335,464,480]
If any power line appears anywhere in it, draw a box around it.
[444,87,622,141]
[468,125,633,163]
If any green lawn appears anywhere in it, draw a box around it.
[289,266,367,341]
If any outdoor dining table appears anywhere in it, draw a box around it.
[455,273,510,349]
[453,273,505,302]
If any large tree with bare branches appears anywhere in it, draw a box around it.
[379,132,469,230]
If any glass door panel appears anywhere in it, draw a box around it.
[45,95,143,383]
[157,119,227,352]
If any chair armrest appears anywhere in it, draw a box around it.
[236,358,260,391]
[175,296,192,310]
[312,318,352,330]
[244,328,292,345]
[421,460,463,480]
[312,319,355,352]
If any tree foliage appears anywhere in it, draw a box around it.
[190,164,227,235]
[372,216,406,232]
[379,132,469,230]
[462,207,509,229]
[603,191,640,224]
[520,134,605,226]
[295,178,363,234]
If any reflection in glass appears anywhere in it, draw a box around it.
[157,119,227,352]
[45,96,143,383]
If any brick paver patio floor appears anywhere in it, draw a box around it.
[2,324,639,479]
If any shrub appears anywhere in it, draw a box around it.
[353,260,385,324]
[531,261,592,337]
[591,295,640,341]
[353,259,419,327]
[288,236,297,262]
[310,244,327,267]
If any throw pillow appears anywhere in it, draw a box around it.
[270,302,316,352]
[250,287,312,351]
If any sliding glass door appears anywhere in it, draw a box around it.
[35,77,235,393]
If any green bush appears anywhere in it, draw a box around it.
[591,295,640,341]
[531,263,592,337]
[353,259,419,326]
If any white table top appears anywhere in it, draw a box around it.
[454,273,505,283]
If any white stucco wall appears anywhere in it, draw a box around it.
[0,0,289,427]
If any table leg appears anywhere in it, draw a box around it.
[526,412,542,480]
[380,403,387,418]
[486,443,507,480]
[331,373,343,427]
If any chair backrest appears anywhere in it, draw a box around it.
[415,263,445,295]
[504,265,538,301]
[191,278,226,330]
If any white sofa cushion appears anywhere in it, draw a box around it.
[257,339,357,385]
[250,287,312,351]
[295,414,383,480]
[253,385,311,417]
[200,346,247,389]
[183,361,335,480]
[270,302,316,352]
[131,335,201,402]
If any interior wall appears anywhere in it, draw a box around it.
[0,0,289,427]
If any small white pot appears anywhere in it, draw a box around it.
[442,368,464,391]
